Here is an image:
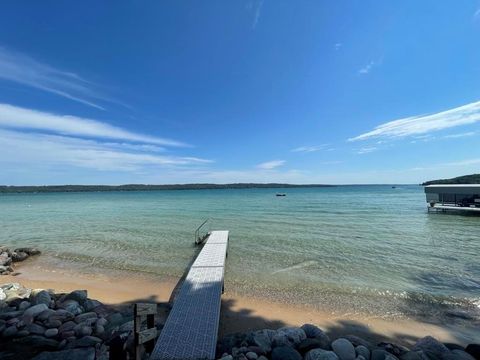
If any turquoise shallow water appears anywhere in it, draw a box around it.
[1,186,479,320]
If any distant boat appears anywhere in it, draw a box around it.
[392,186,396,189]
[276,193,286,197]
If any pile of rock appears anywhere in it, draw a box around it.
[0,246,41,275]
[216,324,480,360]
[0,283,137,360]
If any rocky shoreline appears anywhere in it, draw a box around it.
[0,246,41,275]
[0,282,479,360]
[216,326,480,360]
[0,282,168,360]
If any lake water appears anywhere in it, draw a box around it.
[1,186,479,321]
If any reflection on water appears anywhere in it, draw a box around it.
[0,185,479,321]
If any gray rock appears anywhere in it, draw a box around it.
[465,345,480,360]
[400,351,429,360]
[246,352,258,360]
[75,311,97,324]
[11,251,28,262]
[54,309,74,321]
[299,338,328,354]
[64,290,87,304]
[96,317,108,327]
[220,356,234,360]
[412,337,450,359]
[94,324,105,336]
[69,335,102,348]
[345,335,373,349]
[3,325,18,337]
[58,320,76,333]
[0,253,12,266]
[0,310,23,320]
[332,339,356,360]
[60,330,75,339]
[272,327,307,347]
[306,349,340,360]
[258,357,268,360]
[83,299,102,312]
[247,346,266,356]
[356,346,371,360]
[271,346,303,360]
[14,247,41,256]
[31,290,51,306]
[38,309,56,321]
[59,300,83,315]
[32,347,95,360]
[301,324,331,349]
[372,349,393,360]
[45,328,59,337]
[24,303,48,318]
[45,318,63,328]
[451,350,475,360]
[15,334,59,349]
[74,323,92,337]
[17,329,30,337]
[252,330,275,354]
[18,301,31,311]
[28,323,47,335]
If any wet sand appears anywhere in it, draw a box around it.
[2,258,478,347]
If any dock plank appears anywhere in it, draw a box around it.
[150,230,229,360]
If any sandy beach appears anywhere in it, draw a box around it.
[2,256,478,348]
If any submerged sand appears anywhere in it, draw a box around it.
[2,256,478,347]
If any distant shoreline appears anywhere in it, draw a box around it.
[0,183,336,193]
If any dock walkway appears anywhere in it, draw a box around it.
[150,230,229,360]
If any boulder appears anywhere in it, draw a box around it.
[32,347,95,360]
[3,325,18,337]
[18,301,31,311]
[465,345,480,360]
[306,349,340,360]
[299,338,329,354]
[37,309,56,321]
[64,290,87,304]
[356,346,371,360]
[68,335,102,348]
[31,290,51,306]
[332,339,356,360]
[252,329,275,354]
[58,321,76,333]
[271,346,303,360]
[14,247,41,256]
[74,312,97,324]
[412,337,450,359]
[11,251,28,262]
[45,328,59,337]
[344,335,373,349]
[14,335,59,349]
[58,300,83,316]
[451,350,476,360]
[372,349,392,360]
[400,351,429,360]
[246,352,258,360]
[272,327,307,348]
[28,323,47,335]
[24,303,48,318]
[83,299,102,312]
[74,323,92,337]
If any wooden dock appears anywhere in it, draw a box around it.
[150,230,229,360]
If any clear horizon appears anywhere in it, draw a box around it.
[1,2,479,185]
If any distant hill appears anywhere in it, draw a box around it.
[422,174,480,185]
[0,183,334,193]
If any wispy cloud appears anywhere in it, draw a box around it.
[0,129,210,173]
[0,103,187,147]
[0,47,116,110]
[256,159,285,170]
[334,43,342,51]
[292,145,328,153]
[358,61,375,75]
[357,146,377,154]
[251,0,264,29]
[442,131,476,139]
[349,99,480,141]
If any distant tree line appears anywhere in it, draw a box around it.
[422,174,480,185]
[0,183,333,193]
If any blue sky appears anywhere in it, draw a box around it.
[0,1,479,185]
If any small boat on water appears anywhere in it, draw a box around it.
[276,193,286,197]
